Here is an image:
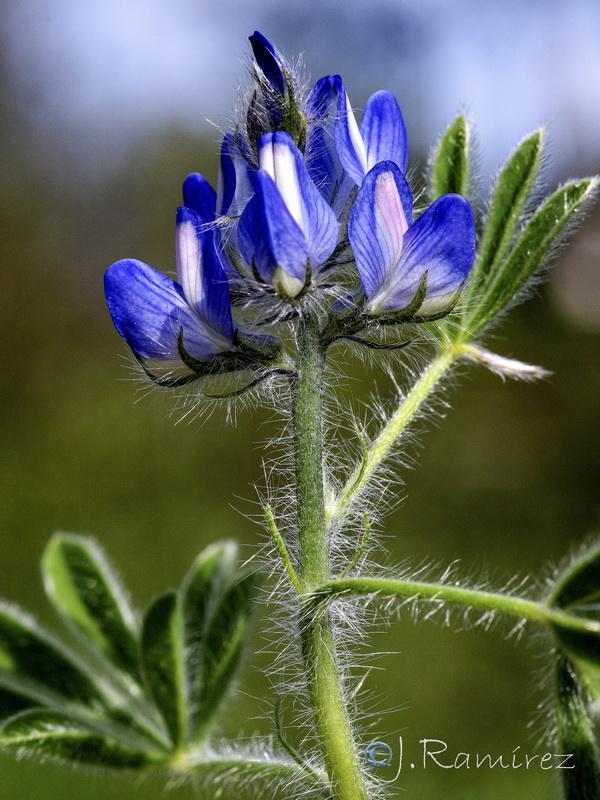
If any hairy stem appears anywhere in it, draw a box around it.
[309,576,600,635]
[293,312,370,800]
[328,346,457,526]
[310,576,547,621]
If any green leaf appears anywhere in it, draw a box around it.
[0,686,35,723]
[555,655,600,799]
[180,541,236,739]
[0,710,162,768]
[181,541,237,638]
[141,591,186,749]
[467,177,598,335]
[551,545,600,620]
[468,130,544,296]
[193,569,261,743]
[430,113,470,200]
[0,603,106,707]
[551,620,600,690]
[42,534,140,680]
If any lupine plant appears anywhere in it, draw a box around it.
[0,31,599,800]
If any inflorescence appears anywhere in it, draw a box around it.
[104,31,476,392]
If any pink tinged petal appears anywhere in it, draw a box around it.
[367,193,476,314]
[348,161,414,300]
[373,170,409,269]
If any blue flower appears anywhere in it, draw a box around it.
[348,161,476,315]
[105,207,234,384]
[335,88,408,186]
[238,131,339,297]
[249,31,288,100]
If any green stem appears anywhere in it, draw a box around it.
[293,312,370,800]
[328,346,458,526]
[311,576,547,622]
[294,313,328,589]
[309,576,600,635]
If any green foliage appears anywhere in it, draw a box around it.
[468,130,544,296]
[0,536,260,770]
[0,603,105,707]
[1,710,162,768]
[42,534,140,680]
[464,178,598,336]
[430,112,470,200]
[549,544,600,694]
[182,544,262,744]
[555,655,600,800]
[551,544,600,619]
[141,592,187,749]
[429,117,597,346]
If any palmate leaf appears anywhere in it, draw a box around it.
[0,535,263,774]
[42,534,140,681]
[465,177,598,335]
[429,112,470,200]
[467,129,544,297]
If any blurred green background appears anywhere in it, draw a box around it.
[1,1,600,798]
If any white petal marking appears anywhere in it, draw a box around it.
[176,219,202,312]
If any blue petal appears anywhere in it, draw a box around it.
[249,31,286,96]
[258,131,339,268]
[176,207,234,340]
[238,170,308,294]
[359,91,408,174]
[348,161,414,298]
[219,133,256,219]
[334,88,368,185]
[182,174,216,222]
[306,75,348,206]
[105,259,232,365]
[216,134,237,216]
[369,194,476,313]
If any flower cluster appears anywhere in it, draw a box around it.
[105,31,476,386]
